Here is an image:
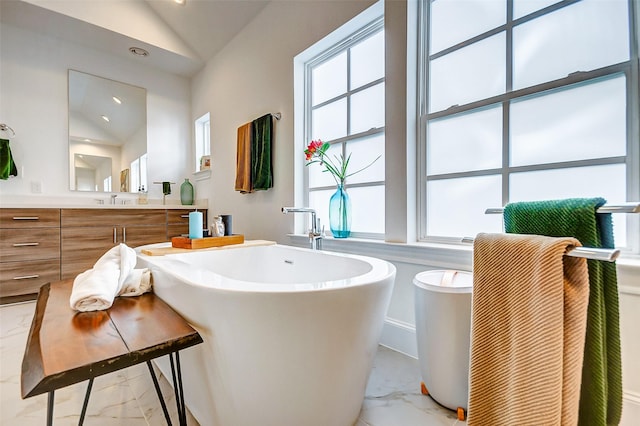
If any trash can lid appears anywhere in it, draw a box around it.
[413,270,472,293]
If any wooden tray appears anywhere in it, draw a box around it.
[171,234,245,249]
[141,240,275,256]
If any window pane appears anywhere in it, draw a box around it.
[510,164,627,246]
[312,52,347,106]
[429,33,505,112]
[351,83,385,134]
[427,175,503,238]
[513,0,629,90]
[348,185,385,233]
[312,99,347,141]
[351,30,384,90]
[309,189,332,231]
[309,142,343,188]
[310,186,384,235]
[345,134,385,185]
[428,105,502,175]
[430,0,506,54]
[511,75,626,166]
[514,0,561,19]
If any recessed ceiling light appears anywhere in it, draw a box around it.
[101,115,110,122]
[112,96,122,104]
[129,47,149,57]
[175,0,186,5]
[84,138,91,142]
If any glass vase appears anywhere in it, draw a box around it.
[329,184,351,238]
[180,178,194,205]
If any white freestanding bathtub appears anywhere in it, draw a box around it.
[136,243,395,426]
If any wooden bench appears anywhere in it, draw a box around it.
[21,279,203,425]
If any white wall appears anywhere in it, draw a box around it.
[190,0,375,239]
[0,22,191,202]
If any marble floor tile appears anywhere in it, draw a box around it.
[2,301,462,425]
[360,346,465,426]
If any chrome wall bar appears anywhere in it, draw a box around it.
[461,237,620,262]
[485,202,640,215]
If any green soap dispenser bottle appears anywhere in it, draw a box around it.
[180,178,194,205]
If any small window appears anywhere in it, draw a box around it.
[195,113,211,172]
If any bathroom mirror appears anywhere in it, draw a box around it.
[68,70,147,192]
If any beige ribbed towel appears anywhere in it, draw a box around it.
[468,233,590,426]
[235,122,253,193]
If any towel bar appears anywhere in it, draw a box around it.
[485,202,640,215]
[0,123,16,137]
[460,237,620,262]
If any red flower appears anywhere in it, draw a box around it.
[304,139,324,161]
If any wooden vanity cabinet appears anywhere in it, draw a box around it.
[0,209,61,303]
[0,207,209,297]
[61,209,168,280]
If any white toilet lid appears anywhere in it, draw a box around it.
[413,270,472,293]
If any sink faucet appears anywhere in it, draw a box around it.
[282,207,323,250]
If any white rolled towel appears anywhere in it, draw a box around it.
[70,243,152,312]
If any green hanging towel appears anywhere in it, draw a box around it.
[251,114,273,191]
[504,198,622,426]
[0,138,18,180]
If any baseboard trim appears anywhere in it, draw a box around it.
[380,317,417,359]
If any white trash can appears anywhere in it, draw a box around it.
[413,270,472,420]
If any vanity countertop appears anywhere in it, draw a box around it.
[0,195,208,210]
[0,203,208,210]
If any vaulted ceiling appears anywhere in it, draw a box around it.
[0,0,271,77]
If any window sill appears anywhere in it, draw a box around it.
[193,169,211,181]
[286,234,474,270]
[286,234,640,294]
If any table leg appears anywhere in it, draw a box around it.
[47,391,55,426]
[175,352,186,426]
[169,353,185,425]
[78,378,94,426]
[147,361,172,426]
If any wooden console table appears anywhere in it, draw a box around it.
[21,279,203,425]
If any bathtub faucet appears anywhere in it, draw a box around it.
[281,207,323,250]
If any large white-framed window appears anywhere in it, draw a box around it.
[418,0,639,251]
[299,9,386,238]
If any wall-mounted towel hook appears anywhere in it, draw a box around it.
[0,123,16,138]
[271,112,282,120]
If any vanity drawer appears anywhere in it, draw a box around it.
[0,228,60,262]
[0,208,60,228]
[61,208,166,227]
[0,259,61,299]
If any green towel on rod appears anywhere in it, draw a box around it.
[504,198,622,426]
[251,114,273,191]
[0,138,18,180]
[162,181,171,195]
